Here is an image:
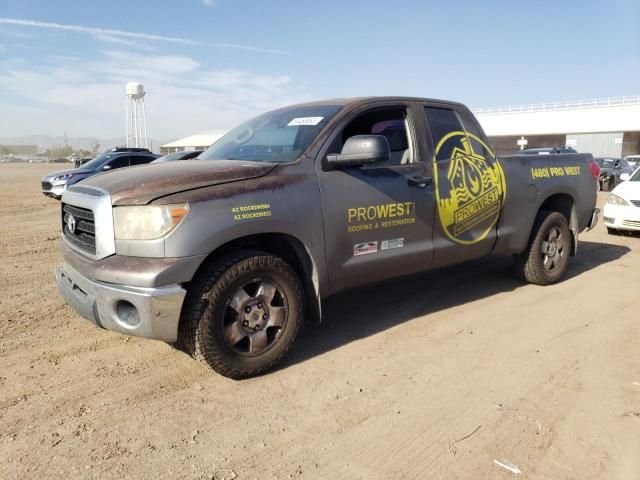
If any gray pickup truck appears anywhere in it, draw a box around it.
[55,97,600,378]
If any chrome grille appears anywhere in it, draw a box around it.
[62,203,96,254]
[630,200,640,207]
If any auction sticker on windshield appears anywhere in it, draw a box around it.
[288,117,324,126]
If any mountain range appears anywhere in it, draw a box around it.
[0,135,170,152]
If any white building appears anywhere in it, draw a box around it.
[160,130,228,155]
[474,96,640,157]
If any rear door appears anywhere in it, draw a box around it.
[316,102,437,294]
[423,105,507,268]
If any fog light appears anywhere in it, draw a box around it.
[115,300,140,328]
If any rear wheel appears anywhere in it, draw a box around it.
[179,251,304,379]
[513,211,571,285]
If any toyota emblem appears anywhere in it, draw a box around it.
[66,214,76,234]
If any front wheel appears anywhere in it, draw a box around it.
[178,251,304,379]
[513,211,571,285]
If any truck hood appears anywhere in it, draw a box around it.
[75,160,278,205]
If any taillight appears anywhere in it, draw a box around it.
[588,160,600,182]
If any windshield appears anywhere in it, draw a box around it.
[630,168,640,181]
[198,105,343,163]
[80,151,116,170]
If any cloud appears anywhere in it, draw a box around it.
[91,32,157,51]
[202,0,217,6]
[0,17,290,55]
[0,50,308,139]
[49,55,81,62]
[0,27,33,39]
[98,50,200,75]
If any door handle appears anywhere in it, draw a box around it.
[408,175,433,188]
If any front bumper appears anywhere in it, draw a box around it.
[55,262,186,342]
[42,182,67,199]
[603,203,640,231]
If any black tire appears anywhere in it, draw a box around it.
[178,251,304,379]
[513,211,571,285]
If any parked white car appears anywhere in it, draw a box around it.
[603,168,640,233]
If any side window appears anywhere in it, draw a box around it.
[107,155,130,169]
[130,155,155,166]
[457,108,485,139]
[425,107,465,162]
[456,108,493,158]
[329,107,413,166]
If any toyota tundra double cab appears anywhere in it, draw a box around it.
[54,97,600,378]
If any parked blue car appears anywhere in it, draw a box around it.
[41,147,159,199]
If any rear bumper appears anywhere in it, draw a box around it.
[55,262,186,342]
[587,208,600,230]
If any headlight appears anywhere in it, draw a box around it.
[113,204,189,240]
[53,173,75,181]
[606,194,629,206]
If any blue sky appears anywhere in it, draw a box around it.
[0,0,638,141]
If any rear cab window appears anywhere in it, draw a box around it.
[424,107,464,161]
[425,106,494,162]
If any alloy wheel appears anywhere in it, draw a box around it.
[222,279,288,356]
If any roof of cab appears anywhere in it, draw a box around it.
[280,96,467,109]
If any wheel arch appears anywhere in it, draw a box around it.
[536,193,579,256]
[187,232,322,324]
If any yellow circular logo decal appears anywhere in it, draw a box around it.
[433,131,506,245]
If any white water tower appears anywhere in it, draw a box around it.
[125,82,148,148]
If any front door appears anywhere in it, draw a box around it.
[316,104,436,294]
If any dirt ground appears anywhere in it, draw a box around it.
[0,163,639,480]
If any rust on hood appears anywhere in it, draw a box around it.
[74,160,277,205]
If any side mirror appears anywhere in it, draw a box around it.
[620,173,630,181]
[327,135,390,168]
[101,165,112,171]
